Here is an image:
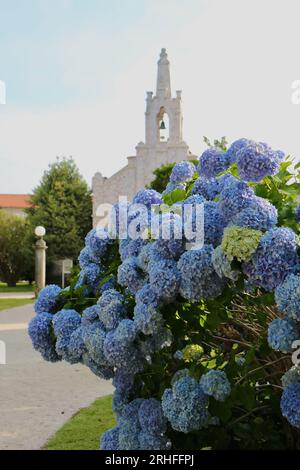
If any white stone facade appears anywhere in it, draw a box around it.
[92,49,196,227]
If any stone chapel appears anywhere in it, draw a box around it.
[92,48,196,227]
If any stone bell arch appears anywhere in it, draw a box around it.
[92,49,196,227]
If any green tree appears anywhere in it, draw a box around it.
[26,157,92,267]
[0,211,32,286]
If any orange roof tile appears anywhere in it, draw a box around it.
[0,194,32,209]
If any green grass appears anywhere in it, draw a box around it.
[0,282,34,293]
[0,298,34,311]
[44,395,116,450]
[0,282,34,292]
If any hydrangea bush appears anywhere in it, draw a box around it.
[29,138,300,449]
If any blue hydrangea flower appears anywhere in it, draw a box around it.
[192,177,219,200]
[133,303,163,335]
[97,289,125,330]
[82,262,103,288]
[184,194,206,206]
[275,274,300,321]
[218,177,256,223]
[53,311,82,361]
[199,370,231,402]
[267,317,299,353]
[281,383,300,428]
[82,323,108,365]
[281,366,300,388]
[170,161,196,184]
[217,173,237,192]
[150,212,185,259]
[118,257,145,294]
[113,371,135,394]
[85,228,112,258]
[126,238,149,259]
[115,398,168,450]
[127,204,152,238]
[236,141,284,182]
[231,196,278,231]
[28,312,60,362]
[67,326,87,363]
[78,246,99,269]
[104,328,143,374]
[81,352,114,379]
[162,376,210,433]
[133,189,162,209]
[118,408,141,449]
[181,195,205,245]
[149,258,180,302]
[100,426,120,450]
[135,283,160,307]
[52,309,81,338]
[203,201,226,247]
[197,148,231,178]
[81,305,100,325]
[137,243,161,272]
[243,227,298,291]
[138,398,167,434]
[192,174,235,200]
[121,398,143,423]
[119,238,131,261]
[178,246,225,301]
[55,334,72,360]
[34,284,62,314]
[225,138,250,164]
[112,389,129,417]
[114,319,137,344]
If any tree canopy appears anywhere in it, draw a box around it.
[0,211,32,286]
[26,157,92,265]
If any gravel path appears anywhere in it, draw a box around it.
[0,304,113,450]
[0,292,34,299]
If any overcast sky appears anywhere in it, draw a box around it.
[1,0,300,194]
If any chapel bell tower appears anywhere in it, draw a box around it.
[145,48,184,146]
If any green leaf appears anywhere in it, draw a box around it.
[236,384,255,411]
[163,188,186,205]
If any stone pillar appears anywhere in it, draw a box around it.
[35,238,47,290]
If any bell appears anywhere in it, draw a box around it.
[160,120,166,130]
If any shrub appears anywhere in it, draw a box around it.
[29,139,300,449]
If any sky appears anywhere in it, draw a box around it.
[1,0,300,193]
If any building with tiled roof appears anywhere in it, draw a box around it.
[0,194,32,218]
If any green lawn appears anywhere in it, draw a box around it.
[44,395,116,450]
[0,282,34,293]
[0,298,34,311]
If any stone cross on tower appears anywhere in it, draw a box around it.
[144,48,184,147]
[156,48,171,98]
[92,49,196,227]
